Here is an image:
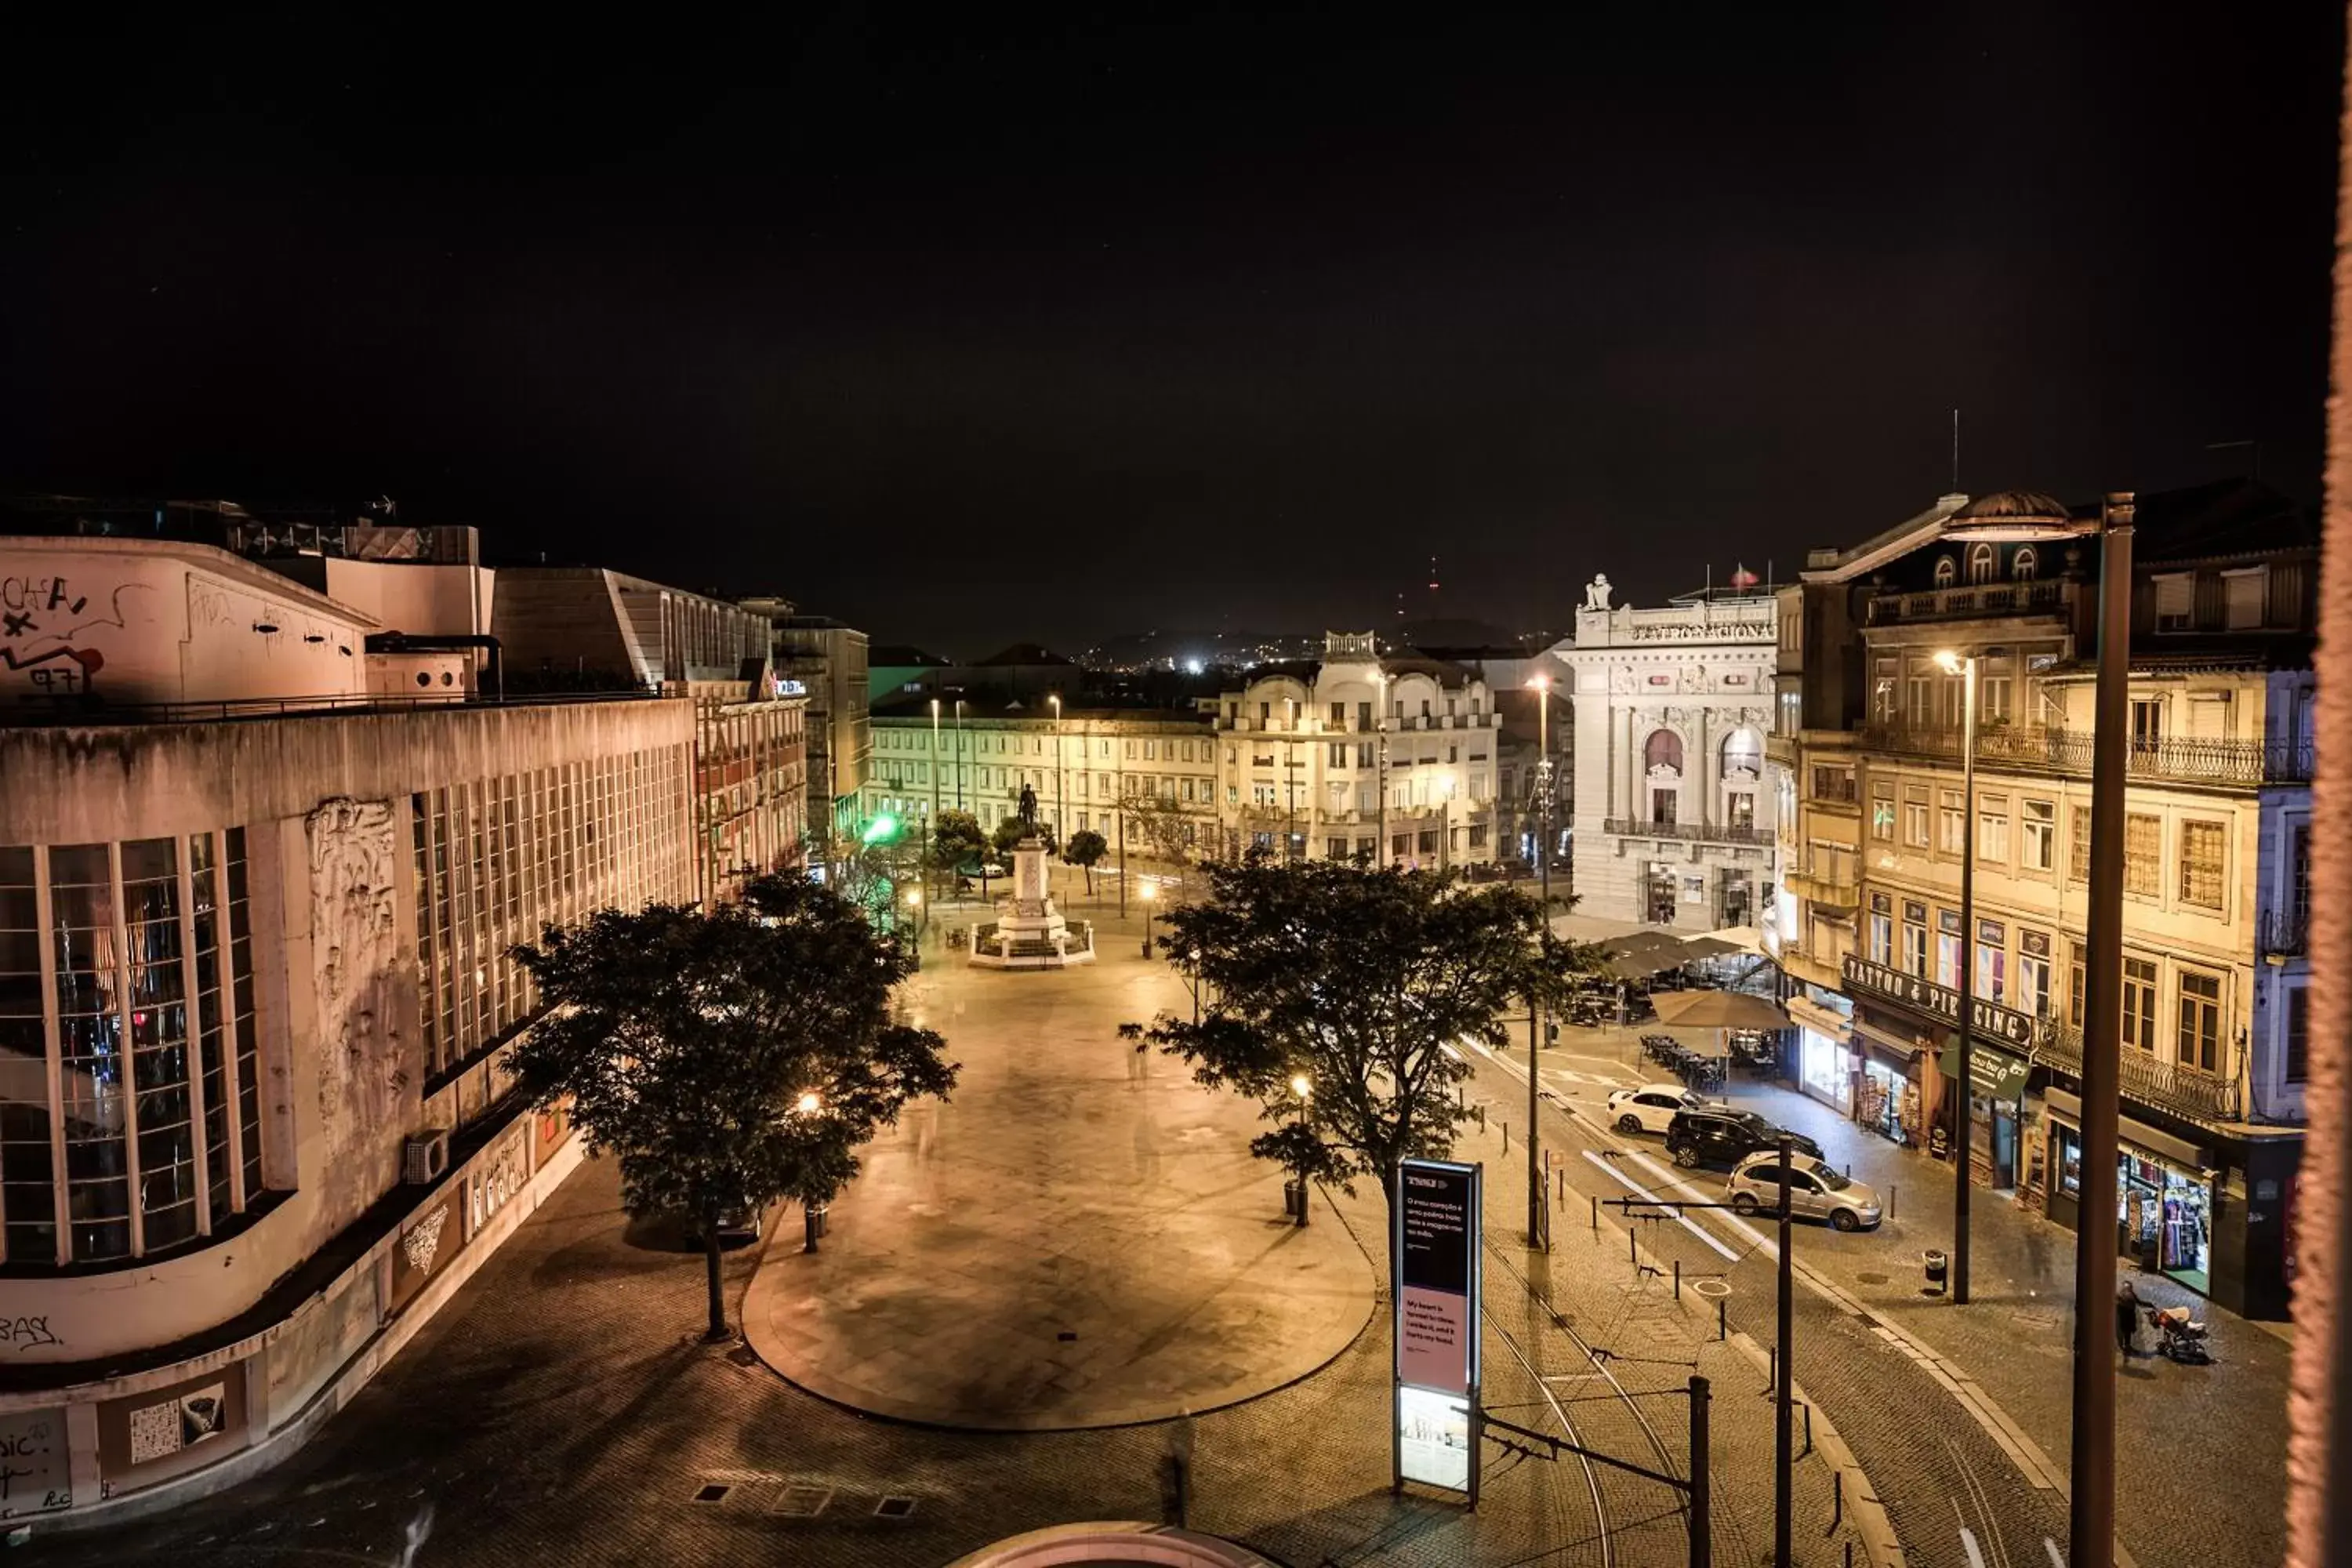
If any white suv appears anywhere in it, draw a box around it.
[1606,1083,1713,1135]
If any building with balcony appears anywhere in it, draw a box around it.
[1208,633,1501,870]
[0,533,699,1524]
[1555,582,1779,927]
[1788,480,2313,1319]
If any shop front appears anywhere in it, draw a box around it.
[2042,1086,2303,1320]
[1934,1037,2032,1196]
[1787,993,1854,1115]
[1840,955,2038,1161]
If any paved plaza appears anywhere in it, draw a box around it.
[745,930,1377,1428]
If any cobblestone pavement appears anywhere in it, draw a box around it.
[32,926,1867,1568]
[1492,1022,2289,1568]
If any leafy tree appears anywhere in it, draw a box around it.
[1120,855,1597,1246]
[928,808,990,898]
[508,876,957,1341]
[992,815,1058,859]
[1064,829,1109,895]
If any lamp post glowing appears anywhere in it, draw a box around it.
[1189,946,1203,1025]
[1139,878,1156,958]
[1525,672,1553,1252]
[904,887,924,939]
[954,698,967,813]
[1288,1073,1312,1226]
[930,699,944,911]
[1374,669,1391,866]
[793,1090,826,1250]
[1050,692,1067,858]
[1933,648,1978,1305]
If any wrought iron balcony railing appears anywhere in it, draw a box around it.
[1865,579,2074,625]
[2259,909,2310,958]
[1860,722,2313,787]
[1602,817,1772,847]
[2032,1018,2243,1126]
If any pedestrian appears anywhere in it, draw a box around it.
[2115,1280,2143,1357]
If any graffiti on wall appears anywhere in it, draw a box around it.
[0,575,153,697]
[307,798,412,1210]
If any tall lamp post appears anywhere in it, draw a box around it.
[1933,649,1979,1305]
[929,699,944,908]
[1284,696,1301,861]
[953,697,967,813]
[1050,693,1067,854]
[1139,878,1156,959]
[1288,1072,1312,1227]
[1374,670,1391,866]
[1526,673,1555,1251]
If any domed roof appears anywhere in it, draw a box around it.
[1951,490,2074,525]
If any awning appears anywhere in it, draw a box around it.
[1936,1039,2031,1102]
[2042,1087,2211,1171]
[1785,996,1852,1043]
[1851,1015,1926,1063]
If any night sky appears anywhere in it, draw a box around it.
[2,6,2339,656]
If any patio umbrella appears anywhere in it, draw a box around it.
[1675,935,1743,960]
[1649,989,1791,1030]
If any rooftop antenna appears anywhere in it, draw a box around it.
[1951,408,1961,492]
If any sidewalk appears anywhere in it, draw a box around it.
[1593,1040,2289,1568]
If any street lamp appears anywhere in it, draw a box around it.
[1284,695,1300,861]
[1374,669,1392,866]
[793,1090,826,1250]
[1189,946,1203,1025]
[904,887,924,939]
[954,697,967,813]
[1933,648,1980,1307]
[930,699,944,912]
[1139,878,1156,958]
[1050,692,1066,855]
[1288,1073,1313,1227]
[1526,672,1554,1252]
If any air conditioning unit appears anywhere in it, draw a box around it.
[402,1128,452,1185]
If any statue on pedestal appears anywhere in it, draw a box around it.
[1018,782,1039,826]
[1583,574,1614,612]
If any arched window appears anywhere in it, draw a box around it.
[1968,543,1998,585]
[1933,555,1958,588]
[1721,728,1762,778]
[2013,546,2038,582]
[1643,729,1684,775]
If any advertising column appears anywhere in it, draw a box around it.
[1393,1158,1482,1502]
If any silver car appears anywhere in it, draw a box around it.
[1726,1152,1882,1232]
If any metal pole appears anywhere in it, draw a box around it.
[2070,495,2132,1568]
[930,701,942,909]
[1528,683,1551,1251]
[1775,1134,1794,1568]
[1377,675,1388,866]
[1286,698,1299,861]
[1955,654,1976,1305]
[1053,695,1065,848]
[1689,1374,1712,1568]
[955,699,966,812]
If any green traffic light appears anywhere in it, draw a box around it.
[862,813,902,845]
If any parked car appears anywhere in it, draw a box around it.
[1664,1109,1824,1170]
[1726,1152,1882,1231]
[1607,1083,1719,1135]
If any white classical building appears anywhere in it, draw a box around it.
[1555,580,1780,927]
[1211,632,1501,869]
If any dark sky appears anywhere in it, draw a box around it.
[3,5,2339,657]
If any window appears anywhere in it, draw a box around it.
[2154,574,2193,632]
[2285,986,2309,1083]
[1934,555,1957,588]
[1327,837,1348,860]
[1810,765,1854,802]
[1867,909,1893,964]
[2292,822,2313,928]
[1357,701,1372,730]
[2017,934,2052,1017]
[2178,819,2227,909]
[1974,920,2006,1004]
[2125,815,2161,896]
[2013,546,2038,582]
[1724,730,1764,777]
[1871,782,1896,841]
[1258,703,1270,722]
[2070,805,2092,882]
[1225,785,1238,805]
[1936,911,1962,989]
[2068,942,2087,1029]
[1392,833,1410,858]
[2122,957,2158,1053]
[2223,568,2267,630]
[1967,543,1997,585]
[1906,666,1933,724]
[2130,699,2164,753]
[1417,829,1438,855]
[1980,661,2013,723]
[1251,782,1276,806]
[1938,789,1966,855]
[2021,800,2055,870]
[1329,702,1345,728]
[1652,788,1679,826]
[2177,971,2222,1072]
[1728,792,1755,829]
[1144,740,1158,760]
[1872,656,1900,722]
[1977,794,2009,863]
[1904,786,1931,848]
[1329,742,1348,768]
[1643,729,1684,775]
[1903,913,1929,977]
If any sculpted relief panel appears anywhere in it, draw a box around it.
[307,798,414,1214]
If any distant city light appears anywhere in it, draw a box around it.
[1183,657,1205,675]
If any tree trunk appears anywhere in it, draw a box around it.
[701,1211,729,1342]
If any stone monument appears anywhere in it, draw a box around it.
[967,836,1094,969]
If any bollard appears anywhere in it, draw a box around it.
[1802,1402,1813,1457]
[1889,1183,1896,1221]
[1674,1258,1682,1299]
[1717,1297,1726,1341]
[1831,1471,1844,1534]
[1503,1123,1510,1156]
[1630,1226,1639,1271]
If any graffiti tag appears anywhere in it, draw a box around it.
[0,1316,61,1351]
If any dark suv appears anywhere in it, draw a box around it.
[1665,1109,1824,1171]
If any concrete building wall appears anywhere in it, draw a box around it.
[3,541,377,709]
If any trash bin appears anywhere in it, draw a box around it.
[1922,1248,1948,1295]
[1283,1179,1305,1219]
